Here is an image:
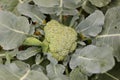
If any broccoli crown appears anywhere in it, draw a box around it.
[44,20,77,61]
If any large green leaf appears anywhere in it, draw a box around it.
[17,47,40,60]
[0,0,19,11]
[47,54,58,65]
[70,68,88,80]
[46,63,69,80]
[70,45,115,73]
[33,0,82,10]
[89,0,111,7]
[0,63,49,80]
[109,0,120,7]
[38,6,79,15]
[34,0,80,15]
[25,70,49,80]
[91,62,120,80]
[96,6,120,62]
[17,3,45,23]
[0,11,30,50]
[82,0,98,14]
[61,8,79,15]
[76,10,104,37]
[13,61,30,70]
[63,0,83,9]
[33,0,59,7]
[38,6,58,14]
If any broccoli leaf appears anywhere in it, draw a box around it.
[46,63,69,80]
[70,68,88,80]
[17,3,45,23]
[0,11,30,50]
[63,0,83,9]
[109,0,120,7]
[89,0,111,7]
[33,0,59,7]
[95,62,120,80]
[70,45,115,73]
[96,6,120,62]
[82,0,98,14]
[0,0,19,11]
[17,47,40,60]
[0,63,49,80]
[76,10,104,37]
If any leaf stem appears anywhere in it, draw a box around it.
[5,53,11,64]
[96,34,120,38]
[79,8,83,16]
[59,0,63,22]
[20,69,30,80]
[59,0,63,8]
[33,14,44,24]
[27,34,39,38]
[65,66,69,76]
[0,54,6,57]
[82,0,87,8]
[39,58,44,64]
[105,72,119,80]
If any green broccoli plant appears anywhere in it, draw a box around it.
[0,0,120,80]
[24,20,77,61]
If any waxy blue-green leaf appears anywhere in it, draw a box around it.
[17,3,45,23]
[25,70,49,80]
[63,0,83,9]
[13,61,30,70]
[109,0,120,7]
[0,63,49,80]
[46,63,69,80]
[69,15,80,27]
[61,8,79,15]
[0,0,19,11]
[38,6,58,14]
[82,0,98,14]
[70,45,115,73]
[76,10,104,37]
[70,68,88,80]
[89,0,111,7]
[17,47,40,60]
[0,63,28,80]
[47,53,58,65]
[0,11,30,50]
[96,6,120,62]
[33,0,59,7]
[36,0,79,15]
[95,63,120,80]
[31,64,45,73]
[39,7,79,15]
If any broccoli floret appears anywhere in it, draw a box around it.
[43,20,77,61]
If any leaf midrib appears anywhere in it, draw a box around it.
[0,22,27,35]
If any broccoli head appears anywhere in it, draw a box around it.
[43,20,77,61]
